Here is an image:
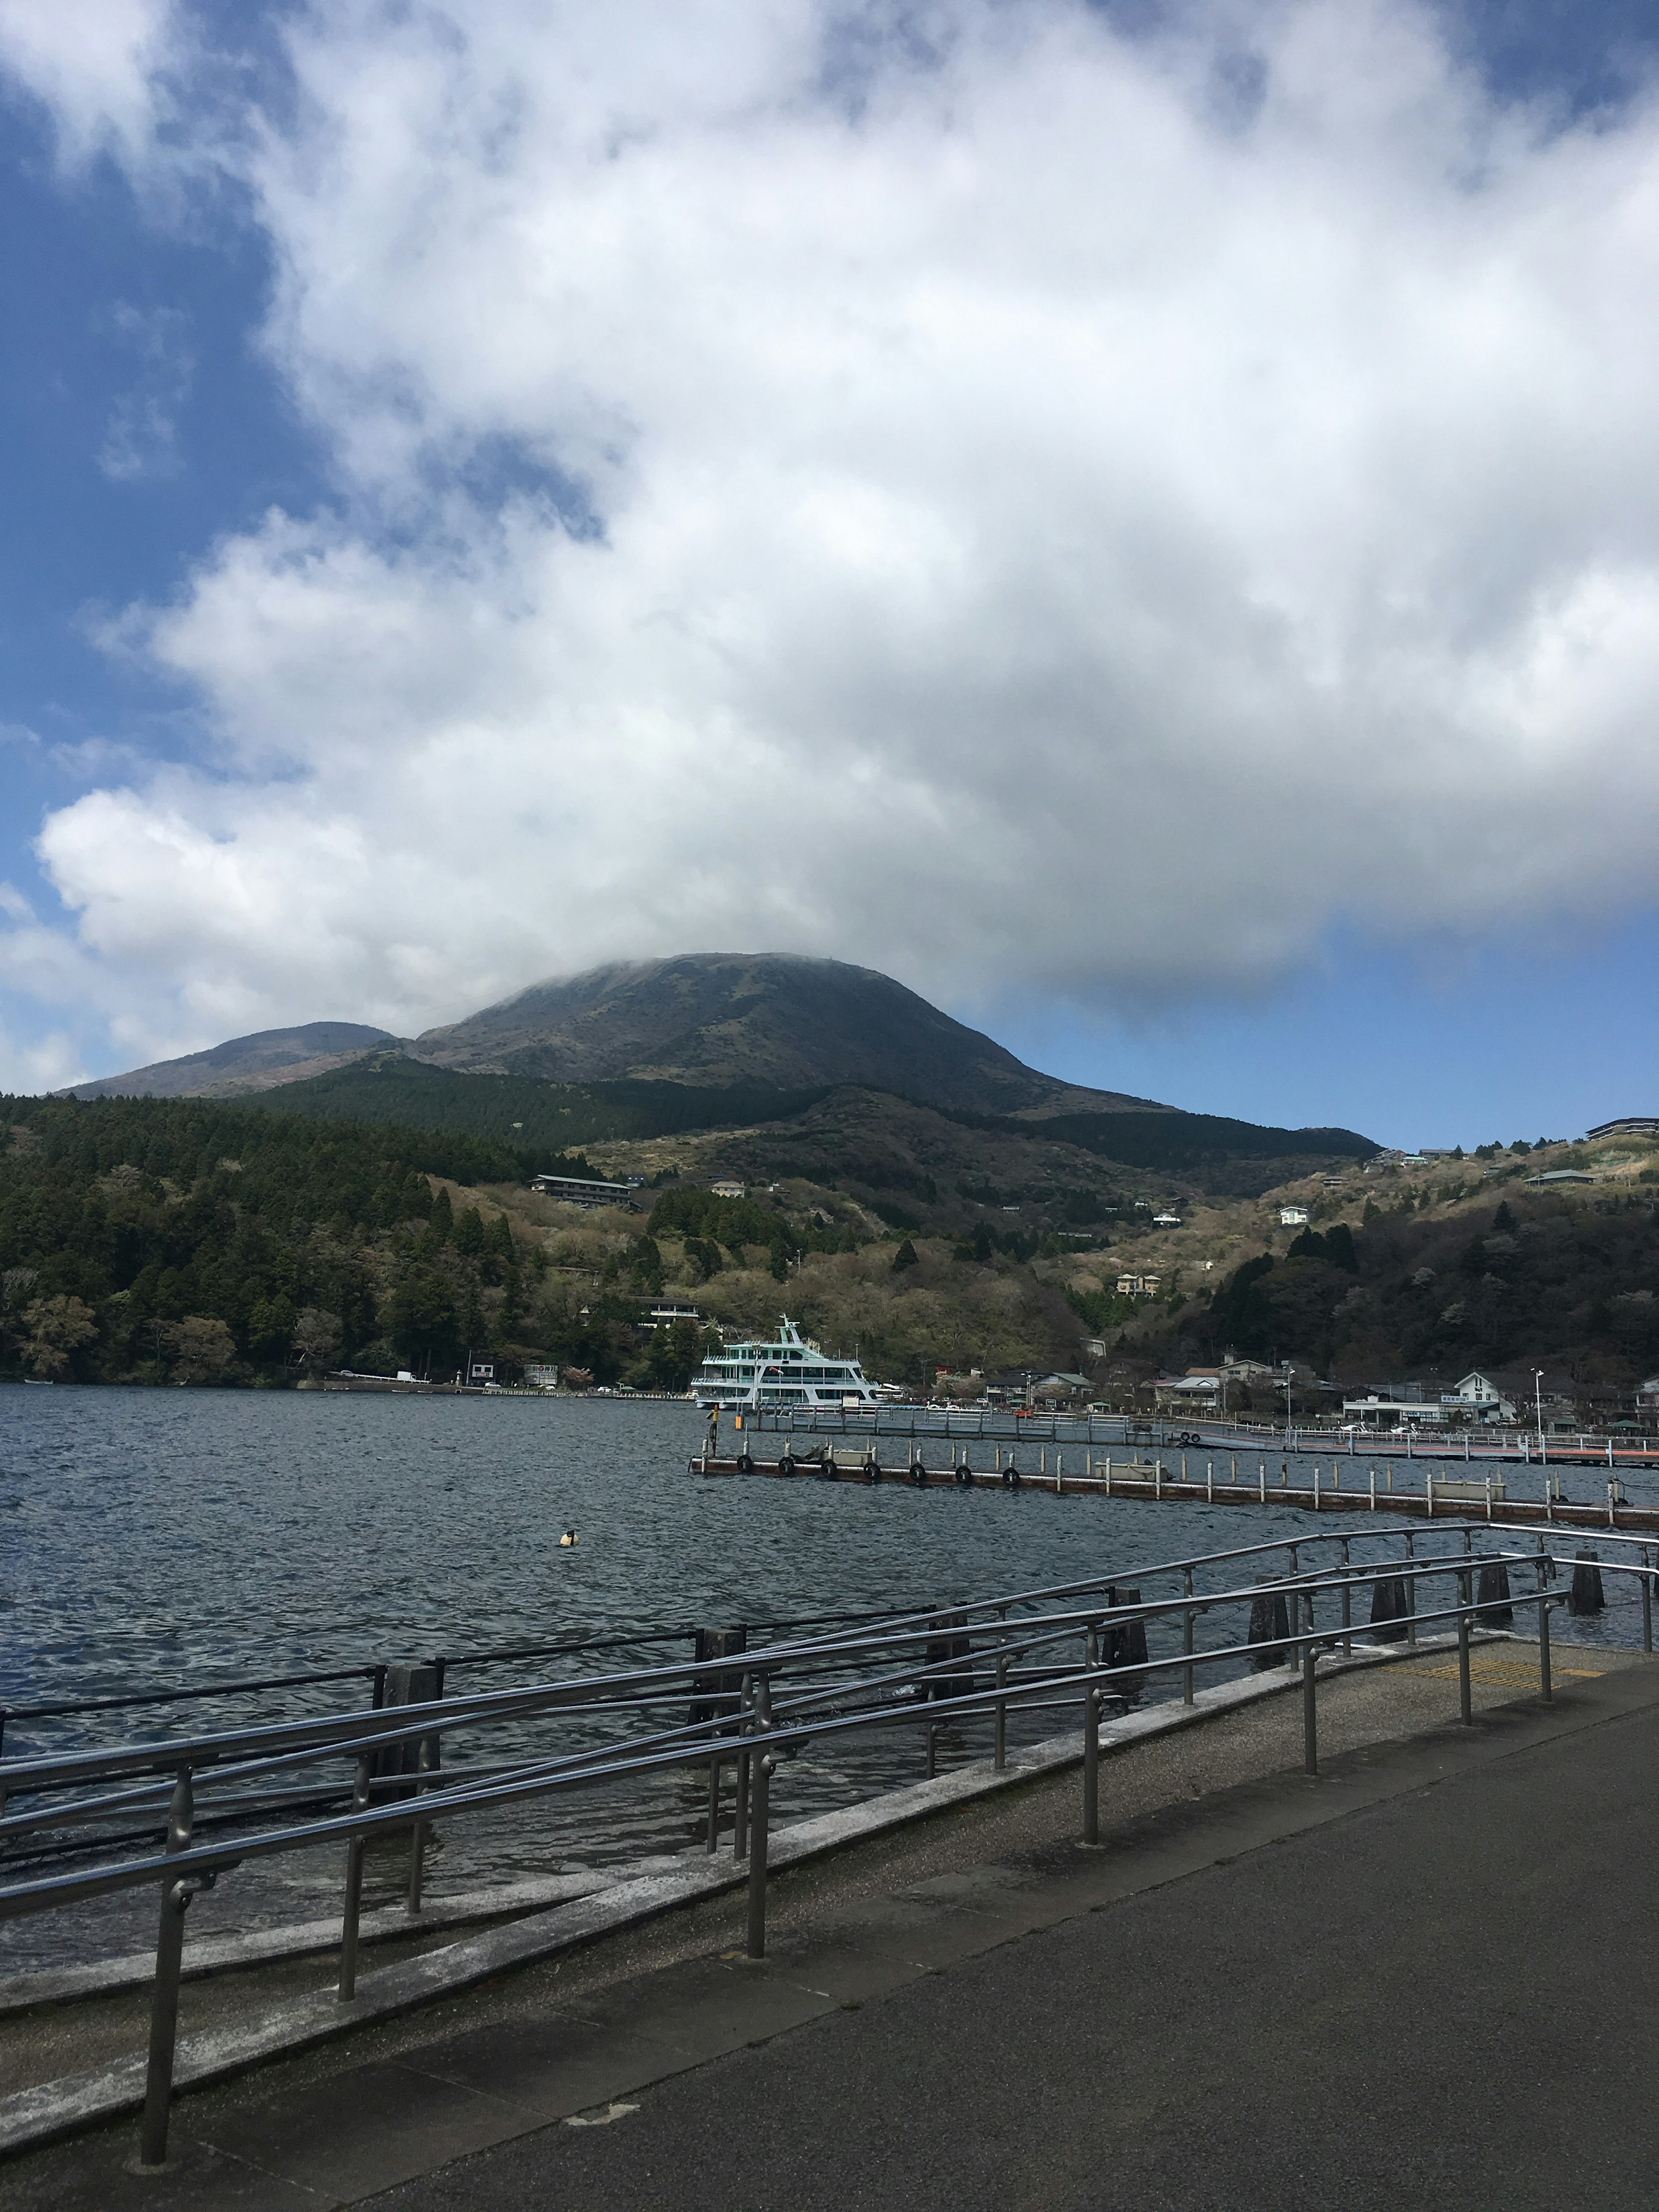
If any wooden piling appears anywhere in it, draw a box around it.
[1247,1579,1290,1670]
[1476,1560,1513,1626]
[1568,1553,1605,1616]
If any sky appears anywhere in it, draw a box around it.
[1,0,1657,1149]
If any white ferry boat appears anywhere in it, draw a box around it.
[692,1316,878,1411]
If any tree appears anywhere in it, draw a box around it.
[293,1308,342,1371]
[646,1318,708,1392]
[891,1238,919,1273]
[22,1295,98,1378]
[390,1269,461,1374]
[246,1294,297,1365]
[167,1316,236,1384]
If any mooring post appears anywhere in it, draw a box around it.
[138,1765,194,2169]
[338,1753,372,2001]
[1457,1569,1473,1725]
[745,1678,774,1959]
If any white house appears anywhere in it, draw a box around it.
[1447,1371,1517,1420]
[709,1179,747,1199]
[1153,1212,1182,1227]
[1279,1206,1309,1227]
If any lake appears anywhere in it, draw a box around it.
[1,1386,1649,1968]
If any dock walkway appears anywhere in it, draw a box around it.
[696,1448,1659,1532]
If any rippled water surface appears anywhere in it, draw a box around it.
[2,1386,1650,1968]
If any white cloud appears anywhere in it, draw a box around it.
[99,303,194,481]
[16,0,1659,1059]
[0,0,175,165]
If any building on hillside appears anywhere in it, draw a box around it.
[1152,1211,1182,1227]
[531,1172,634,1208]
[1638,1376,1659,1408]
[524,1363,559,1390]
[1586,1116,1659,1140]
[984,1367,1047,1404]
[1445,1371,1517,1421]
[1526,1168,1595,1186]
[1116,1273,1162,1297]
[1153,1368,1221,1408]
[649,1302,703,1327]
[1342,1392,1448,1428]
[1278,1206,1309,1227]
[709,1179,747,1199]
[1033,1372,1092,1403]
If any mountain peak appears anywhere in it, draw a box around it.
[407,952,1156,1115]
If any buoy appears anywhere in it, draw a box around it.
[559,1529,578,1548]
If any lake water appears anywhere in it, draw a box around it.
[2,1386,1650,1970]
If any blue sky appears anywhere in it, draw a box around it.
[1,0,1656,1150]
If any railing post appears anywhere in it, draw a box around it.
[1082,1678,1100,1846]
[995,1614,1008,1771]
[1181,1567,1195,1704]
[706,1755,722,1852]
[1340,1538,1352,1654]
[1537,1573,1553,1701]
[1457,1569,1473,1725]
[407,1723,439,1914]
[138,1765,195,2168]
[1286,1546,1300,1672]
[1301,1609,1318,1776]
[1404,1532,1417,1646]
[338,1754,372,2000]
[734,1672,753,1858]
[746,1677,773,1959]
[1643,1551,1654,1656]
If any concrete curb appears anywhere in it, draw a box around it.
[0,1867,655,2017]
[0,1634,1478,2159]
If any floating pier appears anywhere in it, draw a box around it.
[691,1446,1659,1533]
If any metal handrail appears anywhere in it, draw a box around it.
[3,1519,1653,2168]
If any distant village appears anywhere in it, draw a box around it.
[512,1120,1659,1440]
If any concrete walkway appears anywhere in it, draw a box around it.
[6,1642,1656,2209]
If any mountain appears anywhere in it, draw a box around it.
[66,1022,396,1101]
[406,953,1149,1116]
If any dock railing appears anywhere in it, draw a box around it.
[2,1524,1656,2166]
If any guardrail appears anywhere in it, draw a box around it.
[2,1523,1655,2168]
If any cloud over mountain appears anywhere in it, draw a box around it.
[6,1,1659,1068]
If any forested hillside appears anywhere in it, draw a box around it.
[1165,1193,1659,1387]
[0,1095,599,1386]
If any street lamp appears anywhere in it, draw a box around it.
[1533,1368,1545,1447]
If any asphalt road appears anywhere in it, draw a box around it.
[10,1653,1656,2211]
[372,1680,1657,2212]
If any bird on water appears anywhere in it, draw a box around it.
[559,1528,578,1548]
